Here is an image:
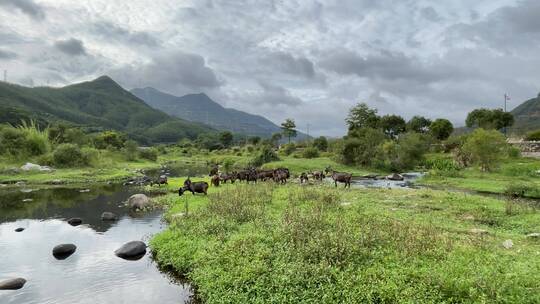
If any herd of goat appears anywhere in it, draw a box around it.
[176,166,353,196]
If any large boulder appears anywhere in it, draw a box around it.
[0,278,26,290]
[127,194,152,211]
[20,162,53,172]
[115,241,147,260]
[52,244,77,260]
[101,212,118,221]
[386,173,404,181]
[67,218,82,226]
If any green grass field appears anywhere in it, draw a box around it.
[151,180,540,303]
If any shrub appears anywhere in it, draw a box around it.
[0,127,27,156]
[81,147,99,167]
[52,144,84,167]
[312,136,328,152]
[462,129,508,171]
[381,133,430,171]
[507,146,521,158]
[302,146,320,159]
[123,140,139,161]
[281,143,296,156]
[93,131,127,150]
[17,120,51,156]
[525,130,540,141]
[340,128,385,166]
[251,145,279,167]
[139,148,158,161]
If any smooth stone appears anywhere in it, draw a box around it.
[14,227,25,232]
[52,244,77,260]
[128,194,152,211]
[0,278,26,290]
[115,241,147,260]
[526,233,540,239]
[502,239,513,249]
[67,218,83,226]
[101,212,118,221]
[386,173,404,181]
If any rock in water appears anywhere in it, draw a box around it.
[128,194,152,211]
[115,241,147,260]
[52,244,77,260]
[67,218,82,226]
[0,278,26,290]
[101,212,118,221]
[14,227,25,232]
[386,173,404,181]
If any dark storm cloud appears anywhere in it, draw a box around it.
[0,0,45,20]
[0,48,17,59]
[90,21,159,46]
[54,38,87,56]
[261,51,316,79]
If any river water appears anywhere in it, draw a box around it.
[0,184,193,304]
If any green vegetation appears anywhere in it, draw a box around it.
[525,129,540,141]
[466,108,514,130]
[151,182,540,303]
[0,76,213,144]
[280,118,297,143]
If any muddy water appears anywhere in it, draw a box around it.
[0,184,193,304]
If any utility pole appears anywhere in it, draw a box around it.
[3,70,6,82]
[306,123,310,141]
[504,93,510,136]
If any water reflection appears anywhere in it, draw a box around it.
[0,185,192,304]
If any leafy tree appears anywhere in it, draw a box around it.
[407,116,432,133]
[281,118,297,143]
[345,103,380,131]
[139,148,158,161]
[248,136,261,145]
[123,140,139,161]
[462,128,508,171]
[382,133,430,171]
[271,133,282,146]
[251,145,279,167]
[430,119,454,141]
[341,128,385,166]
[93,131,127,150]
[313,136,328,151]
[380,114,406,138]
[219,131,234,147]
[466,108,514,130]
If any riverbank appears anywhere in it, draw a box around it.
[150,180,540,303]
[419,155,540,198]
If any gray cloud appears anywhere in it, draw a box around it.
[0,0,45,20]
[319,50,466,84]
[90,21,159,47]
[420,7,441,22]
[261,51,316,79]
[111,51,221,95]
[0,48,17,59]
[255,81,304,106]
[54,38,87,56]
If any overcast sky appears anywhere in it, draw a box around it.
[1,0,539,136]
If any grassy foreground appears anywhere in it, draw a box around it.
[151,180,540,303]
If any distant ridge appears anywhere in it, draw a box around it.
[131,87,310,139]
[510,92,540,134]
[0,76,213,144]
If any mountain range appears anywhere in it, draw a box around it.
[510,92,540,133]
[0,76,212,144]
[131,87,305,138]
